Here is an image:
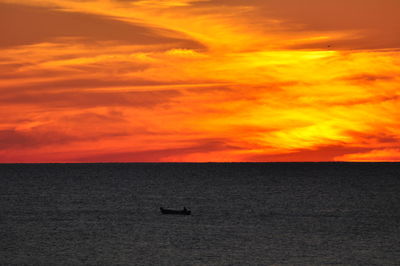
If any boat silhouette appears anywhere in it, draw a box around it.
[160,207,191,215]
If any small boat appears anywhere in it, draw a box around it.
[160,207,191,215]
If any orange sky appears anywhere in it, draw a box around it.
[1,0,400,162]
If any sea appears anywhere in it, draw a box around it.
[0,163,399,265]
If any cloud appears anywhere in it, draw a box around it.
[0,2,203,48]
[0,89,181,109]
[0,128,117,150]
[75,138,239,162]
[190,0,400,50]
[244,145,371,162]
[269,0,400,50]
[126,0,207,7]
[341,73,397,84]
[335,148,400,162]
[0,110,132,151]
[335,131,400,155]
[1,77,184,93]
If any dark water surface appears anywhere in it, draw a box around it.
[1,163,399,265]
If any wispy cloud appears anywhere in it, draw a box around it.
[0,2,203,48]
[335,148,400,162]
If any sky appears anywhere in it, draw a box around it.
[1,0,400,162]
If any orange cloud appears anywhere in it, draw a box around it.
[0,2,202,48]
[335,149,400,162]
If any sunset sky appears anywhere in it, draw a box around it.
[1,0,400,162]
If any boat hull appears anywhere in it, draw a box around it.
[160,207,191,215]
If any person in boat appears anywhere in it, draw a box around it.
[183,206,187,212]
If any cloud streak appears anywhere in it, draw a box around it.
[0,2,203,48]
